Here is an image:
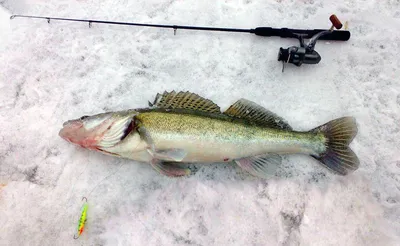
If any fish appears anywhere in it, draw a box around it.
[59,91,359,178]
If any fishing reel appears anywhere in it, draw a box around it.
[278,15,345,72]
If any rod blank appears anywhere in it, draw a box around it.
[10,14,351,41]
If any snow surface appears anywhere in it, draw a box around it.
[1,0,400,245]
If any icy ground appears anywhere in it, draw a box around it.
[0,0,399,245]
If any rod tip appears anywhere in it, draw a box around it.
[10,15,16,20]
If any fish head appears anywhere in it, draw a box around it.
[59,111,137,151]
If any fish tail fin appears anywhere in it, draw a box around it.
[310,117,359,175]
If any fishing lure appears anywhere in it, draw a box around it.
[73,197,88,239]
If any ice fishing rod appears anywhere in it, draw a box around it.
[10,14,349,71]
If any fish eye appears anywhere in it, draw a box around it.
[80,116,89,120]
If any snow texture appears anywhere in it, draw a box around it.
[1,0,400,245]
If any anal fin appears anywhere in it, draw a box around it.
[235,154,282,179]
[150,159,191,177]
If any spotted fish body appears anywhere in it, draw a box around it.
[134,110,326,162]
[59,91,359,178]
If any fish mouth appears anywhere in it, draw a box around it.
[62,118,81,127]
[58,121,91,147]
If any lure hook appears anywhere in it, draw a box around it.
[82,196,88,202]
[73,234,80,240]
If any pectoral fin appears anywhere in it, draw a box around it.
[137,124,155,150]
[150,159,191,177]
[147,148,187,162]
[137,124,187,162]
[235,154,282,179]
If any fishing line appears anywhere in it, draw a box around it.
[52,159,90,235]
[70,160,166,241]
[51,158,124,239]
[85,161,125,198]
[69,160,125,239]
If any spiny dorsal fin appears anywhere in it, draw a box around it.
[150,91,221,113]
[224,99,292,130]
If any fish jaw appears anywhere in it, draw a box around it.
[59,120,106,150]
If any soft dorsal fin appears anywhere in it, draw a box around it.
[149,91,221,114]
[223,99,292,130]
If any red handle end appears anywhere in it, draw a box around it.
[329,14,343,29]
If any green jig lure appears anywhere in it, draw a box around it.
[73,197,88,239]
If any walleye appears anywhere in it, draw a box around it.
[59,91,359,178]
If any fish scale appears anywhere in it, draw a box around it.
[136,110,323,160]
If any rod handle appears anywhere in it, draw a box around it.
[253,27,350,41]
